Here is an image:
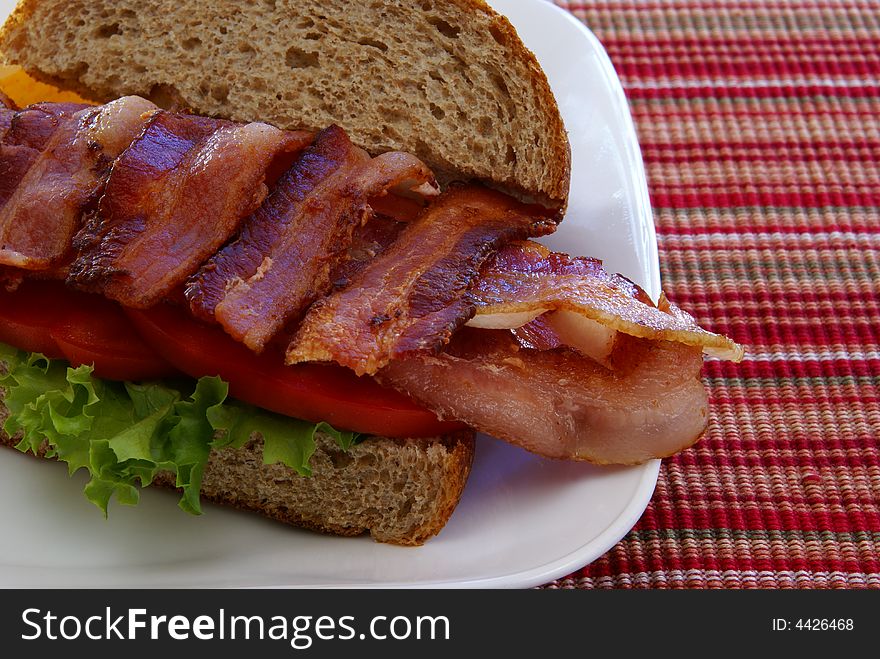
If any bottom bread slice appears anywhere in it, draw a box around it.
[1,423,476,546]
[158,431,476,545]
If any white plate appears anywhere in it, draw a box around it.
[0,0,660,588]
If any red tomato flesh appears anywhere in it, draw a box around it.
[0,279,177,380]
[0,279,464,437]
[51,301,179,381]
[0,280,69,358]
[125,304,466,438]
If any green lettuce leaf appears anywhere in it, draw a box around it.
[0,343,358,517]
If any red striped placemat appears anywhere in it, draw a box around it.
[541,0,880,589]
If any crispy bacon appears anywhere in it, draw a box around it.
[0,97,747,466]
[328,213,406,292]
[468,241,744,361]
[509,314,564,351]
[264,215,407,352]
[0,97,155,270]
[4,102,90,149]
[287,185,557,376]
[69,110,312,307]
[188,124,438,352]
[2,103,91,219]
[380,328,710,464]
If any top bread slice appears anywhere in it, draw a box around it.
[0,0,570,209]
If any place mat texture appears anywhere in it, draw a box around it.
[541,0,880,589]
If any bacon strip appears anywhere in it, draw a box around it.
[4,102,90,149]
[0,97,155,270]
[1,103,91,217]
[287,185,557,376]
[0,97,750,468]
[468,241,744,361]
[379,328,710,464]
[328,214,405,291]
[69,110,312,307]
[265,215,408,351]
[188,124,438,352]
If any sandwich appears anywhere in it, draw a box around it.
[0,0,743,546]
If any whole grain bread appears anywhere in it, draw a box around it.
[0,407,475,545]
[0,0,570,209]
[189,431,474,545]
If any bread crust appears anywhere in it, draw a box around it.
[450,0,570,208]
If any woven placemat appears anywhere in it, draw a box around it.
[540,0,880,589]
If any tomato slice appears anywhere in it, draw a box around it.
[0,279,178,380]
[0,279,465,436]
[0,280,75,358]
[126,304,466,438]
[50,299,179,381]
